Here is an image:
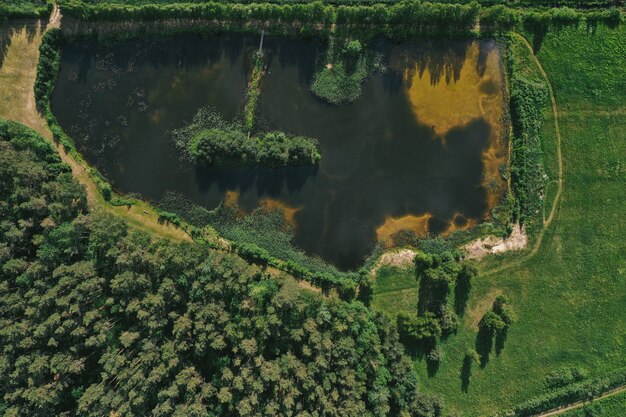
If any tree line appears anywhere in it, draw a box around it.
[0,118,444,417]
[56,0,623,34]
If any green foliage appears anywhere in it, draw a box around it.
[208,203,361,286]
[311,59,368,104]
[0,0,51,18]
[479,295,514,337]
[244,51,264,132]
[479,311,506,333]
[311,37,383,105]
[558,390,626,417]
[480,5,519,32]
[156,209,183,226]
[397,312,442,343]
[508,52,549,228]
[158,191,213,227]
[544,367,588,390]
[0,118,442,417]
[375,23,626,417]
[172,107,320,167]
[496,369,626,417]
[345,39,363,55]
[415,250,462,286]
[465,349,481,365]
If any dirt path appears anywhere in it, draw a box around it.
[532,385,626,417]
[480,33,564,277]
[0,9,191,242]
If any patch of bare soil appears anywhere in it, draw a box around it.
[370,248,417,276]
[464,223,528,260]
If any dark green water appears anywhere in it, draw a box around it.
[51,33,503,270]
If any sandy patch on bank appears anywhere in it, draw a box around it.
[370,248,417,276]
[464,223,528,260]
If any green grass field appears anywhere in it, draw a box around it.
[371,24,626,416]
[560,390,626,417]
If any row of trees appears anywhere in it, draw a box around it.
[57,0,623,33]
[0,119,443,416]
[396,251,477,362]
[0,0,51,19]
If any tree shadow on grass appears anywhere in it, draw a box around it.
[398,332,435,362]
[426,357,440,378]
[460,356,472,392]
[417,279,449,315]
[454,274,471,316]
[495,328,508,356]
[475,326,493,368]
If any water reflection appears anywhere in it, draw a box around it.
[51,33,506,270]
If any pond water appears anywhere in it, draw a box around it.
[51,33,507,270]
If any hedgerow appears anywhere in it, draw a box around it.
[507,39,550,229]
[0,0,51,19]
[495,368,626,417]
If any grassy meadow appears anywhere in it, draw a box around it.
[371,24,626,416]
[559,390,626,417]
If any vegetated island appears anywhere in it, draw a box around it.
[311,38,385,105]
[172,107,321,167]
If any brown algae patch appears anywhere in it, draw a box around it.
[376,213,432,246]
[443,213,477,235]
[222,191,301,227]
[259,198,302,227]
[403,41,508,212]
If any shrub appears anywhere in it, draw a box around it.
[465,348,480,365]
[544,367,588,390]
[479,311,506,333]
[439,305,460,335]
[427,346,444,363]
[397,312,442,343]
[481,5,519,32]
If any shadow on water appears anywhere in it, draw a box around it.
[52,33,504,270]
[194,164,318,199]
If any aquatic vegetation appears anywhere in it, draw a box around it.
[172,107,320,167]
[311,38,384,105]
[244,50,264,131]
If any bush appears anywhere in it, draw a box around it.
[427,346,444,363]
[481,5,519,32]
[479,311,506,333]
[397,312,442,343]
[544,367,588,390]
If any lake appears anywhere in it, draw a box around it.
[51,33,507,270]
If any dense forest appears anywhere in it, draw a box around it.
[0,119,442,416]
